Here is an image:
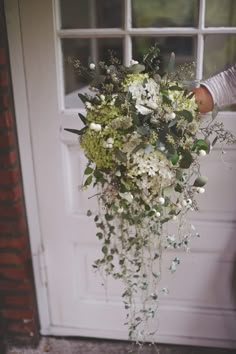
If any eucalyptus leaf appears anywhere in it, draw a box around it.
[179,151,193,169]
[193,176,208,187]
[114,149,127,163]
[169,85,183,91]
[137,126,150,136]
[84,166,93,175]
[78,93,87,103]
[84,175,93,186]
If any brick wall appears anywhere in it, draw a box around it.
[0,1,39,348]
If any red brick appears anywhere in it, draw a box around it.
[1,309,34,320]
[0,71,8,87]
[0,169,19,185]
[7,321,35,335]
[0,266,30,280]
[0,48,6,65]
[0,150,17,166]
[0,111,14,128]
[0,216,27,234]
[0,235,27,249]
[0,252,26,265]
[0,94,10,109]
[0,201,24,218]
[4,294,33,308]
[0,131,15,148]
[0,185,22,202]
[0,279,32,291]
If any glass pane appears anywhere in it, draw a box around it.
[62,38,123,108]
[132,37,196,75]
[132,0,198,27]
[203,35,236,111]
[60,0,123,29]
[205,0,236,27]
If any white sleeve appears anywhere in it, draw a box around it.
[201,64,236,108]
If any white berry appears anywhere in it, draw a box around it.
[155,211,161,217]
[89,123,96,130]
[186,198,192,205]
[199,150,207,157]
[89,63,96,70]
[158,197,165,205]
[198,187,205,194]
[169,112,176,119]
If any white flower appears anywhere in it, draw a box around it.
[117,207,124,214]
[130,59,139,65]
[107,137,114,144]
[199,149,207,157]
[119,192,134,203]
[85,102,92,109]
[198,187,205,194]
[89,63,96,70]
[158,197,165,205]
[90,123,102,132]
[186,198,192,205]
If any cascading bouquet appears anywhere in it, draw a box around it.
[66,45,235,341]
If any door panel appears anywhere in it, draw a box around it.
[19,0,236,348]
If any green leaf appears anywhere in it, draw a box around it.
[102,246,108,255]
[179,151,193,169]
[194,139,210,152]
[105,213,113,221]
[132,143,146,154]
[170,153,179,165]
[175,183,184,193]
[178,110,193,122]
[78,113,86,125]
[137,126,150,136]
[193,176,208,187]
[84,166,93,175]
[78,93,87,103]
[96,232,103,239]
[114,149,127,163]
[64,127,87,136]
[84,175,93,186]
[168,85,183,91]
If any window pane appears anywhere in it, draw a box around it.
[205,0,236,27]
[62,38,123,108]
[132,0,198,27]
[204,35,236,111]
[132,37,196,75]
[60,0,123,29]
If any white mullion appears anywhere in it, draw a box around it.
[57,27,236,39]
[89,0,98,64]
[124,0,132,66]
[196,0,206,80]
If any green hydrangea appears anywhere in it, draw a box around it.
[81,127,123,170]
[86,104,120,125]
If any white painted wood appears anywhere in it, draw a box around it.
[9,0,236,348]
[58,27,236,38]
[4,0,51,333]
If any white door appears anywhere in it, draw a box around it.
[7,0,236,348]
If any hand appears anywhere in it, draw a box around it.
[192,86,214,113]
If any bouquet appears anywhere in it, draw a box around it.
[66,45,235,342]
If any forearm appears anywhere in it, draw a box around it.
[193,64,236,113]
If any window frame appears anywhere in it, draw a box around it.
[55,0,236,111]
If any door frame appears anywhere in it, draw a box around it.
[5,0,51,335]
